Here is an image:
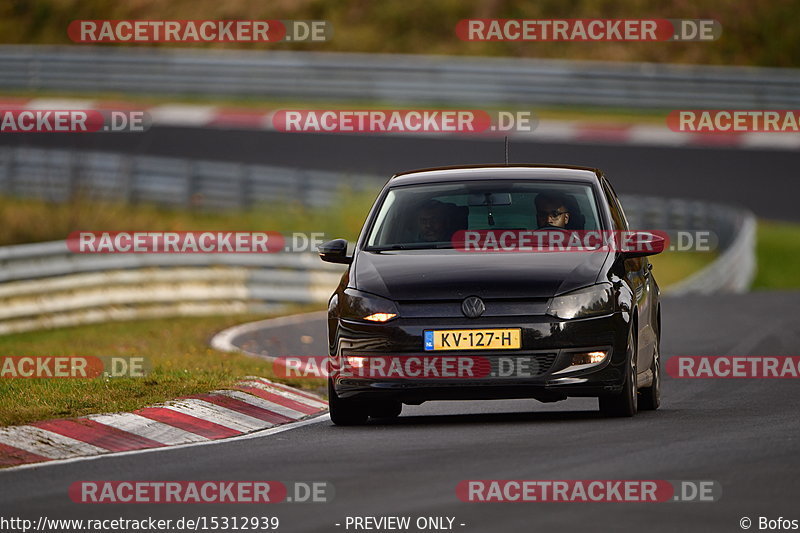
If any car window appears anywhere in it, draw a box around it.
[604,178,631,230]
[365,180,602,249]
[601,179,628,231]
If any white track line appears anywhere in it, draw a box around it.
[741,132,800,149]
[148,104,217,126]
[628,125,689,146]
[26,98,96,110]
[210,310,327,353]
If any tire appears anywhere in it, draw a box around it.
[369,400,402,419]
[599,327,638,417]
[639,325,661,411]
[328,378,369,426]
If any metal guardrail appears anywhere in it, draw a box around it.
[622,195,757,294]
[0,241,345,335]
[1,45,799,109]
[0,193,755,335]
[664,211,757,295]
[0,146,379,208]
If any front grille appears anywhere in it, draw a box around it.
[341,350,558,378]
[485,352,557,377]
[398,299,548,318]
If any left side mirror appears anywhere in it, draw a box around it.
[318,239,352,264]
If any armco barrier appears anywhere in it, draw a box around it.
[622,195,757,294]
[665,212,756,295]
[0,146,378,209]
[0,46,798,109]
[0,241,345,335]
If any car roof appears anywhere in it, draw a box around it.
[388,164,603,187]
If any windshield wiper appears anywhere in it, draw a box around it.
[367,243,448,251]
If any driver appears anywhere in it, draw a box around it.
[535,193,571,229]
[417,200,451,242]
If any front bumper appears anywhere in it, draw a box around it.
[330,311,630,403]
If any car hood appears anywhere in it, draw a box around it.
[353,249,609,301]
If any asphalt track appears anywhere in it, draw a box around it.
[1,291,799,533]
[3,126,800,220]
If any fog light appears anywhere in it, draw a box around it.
[346,356,367,368]
[363,312,397,322]
[571,351,608,366]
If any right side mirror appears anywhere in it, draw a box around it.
[318,239,352,264]
[619,231,667,259]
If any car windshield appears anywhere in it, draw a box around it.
[365,180,603,250]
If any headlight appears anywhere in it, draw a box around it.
[340,288,399,323]
[546,283,614,320]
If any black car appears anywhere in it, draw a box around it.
[319,165,663,425]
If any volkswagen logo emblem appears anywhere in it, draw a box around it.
[462,296,485,318]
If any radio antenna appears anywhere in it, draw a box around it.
[504,136,509,165]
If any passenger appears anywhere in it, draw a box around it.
[535,193,571,229]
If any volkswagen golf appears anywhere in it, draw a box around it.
[319,165,663,425]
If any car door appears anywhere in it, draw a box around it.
[600,177,656,375]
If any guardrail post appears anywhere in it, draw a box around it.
[67,150,80,201]
[120,155,134,203]
[238,163,251,209]
[0,147,13,196]
[185,160,197,208]
[297,169,311,206]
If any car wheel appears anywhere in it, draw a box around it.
[639,328,661,411]
[328,378,369,426]
[369,400,402,419]
[599,327,638,417]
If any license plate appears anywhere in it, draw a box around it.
[424,329,521,351]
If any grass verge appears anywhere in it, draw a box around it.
[651,251,716,289]
[752,220,800,290]
[0,0,797,67]
[0,190,376,246]
[0,311,326,427]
